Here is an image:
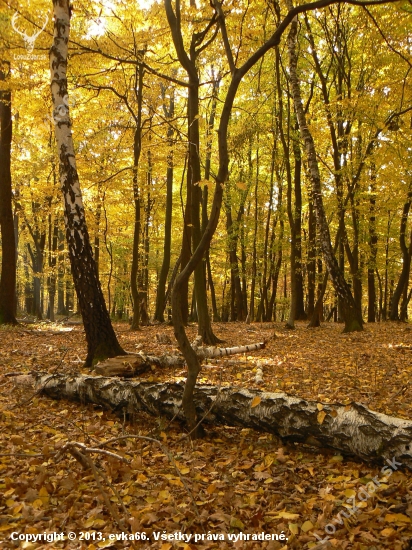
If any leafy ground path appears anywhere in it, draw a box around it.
[0,321,411,549]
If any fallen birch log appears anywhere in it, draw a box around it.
[94,342,265,377]
[23,373,412,469]
[192,340,266,360]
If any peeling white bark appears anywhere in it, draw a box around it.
[28,373,412,469]
[192,340,266,359]
[49,0,125,365]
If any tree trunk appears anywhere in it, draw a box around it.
[345,201,363,319]
[203,74,221,323]
[164,0,370,432]
[390,182,412,320]
[275,47,295,329]
[400,284,412,322]
[57,231,66,315]
[259,147,276,321]
[225,200,246,321]
[94,191,102,277]
[154,89,174,322]
[130,66,144,331]
[307,194,316,318]
[0,65,17,325]
[47,214,58,322]
[400,236,412,321]
[368,167,378,322]
[268,177,284,322]
[27,225,46,321]
[138,149,152,326]
[293,131,306,321]
[50,0,125,366]
[287,10,362,333]
[29,372,412,469]
[382,213,393,320]
[188,71,218,344]
[249,145,259,322]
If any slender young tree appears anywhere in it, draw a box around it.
[50,0,125,366]
[154,85,174,322]
[286,3,363,332]
[170,0,395,433]
[164,0,220,344]
[390,182,412,320]
[130,64,144,331]
[0,64,17,325]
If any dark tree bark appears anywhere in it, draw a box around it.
[203,73,221,322]
[390,182,412,321]
[307,193,316,318]
[0,65,17,325]
[401,284,412,322]
[400,237,412,322]
[382,212,393,320]
[275,46,296,329]
[267,173,284,322]
[26,217,46,320]
[138,146,153,326]
[130,65,144,331]
[367,166,378,322]
[47,213,58,321]
[305,12,366,323]
[258,146,276,321]
[165,0,219,344]
[46,156,59,322]
[225,188,248,321]
[292,129,306,320]
[50,0,125,366]
[94,188,102,277]
[57,231,66,315]
[249,144,259,322]
[287,8,363,332]
[154,87,174,322]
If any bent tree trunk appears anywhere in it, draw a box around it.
[165,0,368,433]
[287,10,362,333]
[0,66,17,325]
[50,0,125,366]
[31,373,412,469]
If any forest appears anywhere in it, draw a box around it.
[1,0,412,548]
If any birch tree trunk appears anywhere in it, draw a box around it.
[28,373,412,470]
[286,6,363,332]
[50,0,125,366]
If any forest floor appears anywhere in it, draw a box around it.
[0,320,412,550]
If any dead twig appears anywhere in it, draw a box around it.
[56,441,129,464]
[56,442,136,548]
